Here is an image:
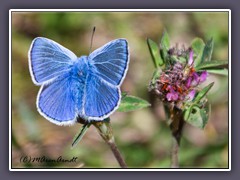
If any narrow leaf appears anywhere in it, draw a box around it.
[161,30,170,49]
[149,68,161,89]
[201,37,214,62]
[195,60,228,71]
[160,30,170,62]
[206,68,228,76]
[183,105,194,122]
[72,123,91,148]
[191,38,205,67]
[193,82,214,103]
[147,38,164,67]
[118,95,151,112]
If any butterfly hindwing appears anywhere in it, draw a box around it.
[83,74,120,119]
[37,75,78,125]
[29,37,77,85]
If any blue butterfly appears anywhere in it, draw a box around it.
[28,37,129,126]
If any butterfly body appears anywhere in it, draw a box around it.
[70,56,89,82]
[29,37,129,126]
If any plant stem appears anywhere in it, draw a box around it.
[106,138,128,168]
[171,136,179,168]
[169,106,184,168]
[93,119,128,168]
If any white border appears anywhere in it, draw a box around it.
[9,9,231,171]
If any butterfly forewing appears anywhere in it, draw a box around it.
[88,39,129,86]
[29,37,77,85]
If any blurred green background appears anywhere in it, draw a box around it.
[11,11,229,168]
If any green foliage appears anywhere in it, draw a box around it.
[195,60,228,70]
[206,68,228,76]
[192,37,228,76]
[193,82,214,104]
[147,38,164,68]
[160,30,170,63]
[201,37,214,62]
[147,29,172,69]
[195,60,228,76]
[191,38,205,67]
[123,143,154,166]
[183,83,213,129]
[72,123,91,148]
[184,104,210,129]
[117,95,151,112]
[161,30,170,49]
[149,68,161,90]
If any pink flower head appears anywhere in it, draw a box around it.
[153,49,209,108]
[188,50,194,66]
[166,85,178,101]
[191,71,208,86]
[186,89,196,101]
[166,90,179,101]
[191,72,200,86]
[186,77,192,88]
[199,71,208,83]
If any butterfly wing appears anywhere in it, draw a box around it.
[83,75,120,119]
[37,74,82,125]
[29,37,77,85]
[82,39,129,120]
[88,39,129,86]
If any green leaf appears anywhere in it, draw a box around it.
[191,38,205,67]
[72,123,91,148]
[201,37,214,62]
[169,55,186,64]
[184,105,209,129]
[204,101,211,122]
[147,38,164,67]
[160,30,170,62]
[149,68,161,88]
[121,92,128,99]
[178,56,187,64]
[183,105,194,122]
[161,30,170,49]
[206,68,228,76]
[117,95,151,112]
[195,60,228,71]
[193,82,214,104]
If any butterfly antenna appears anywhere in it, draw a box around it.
[89,26,96,54]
